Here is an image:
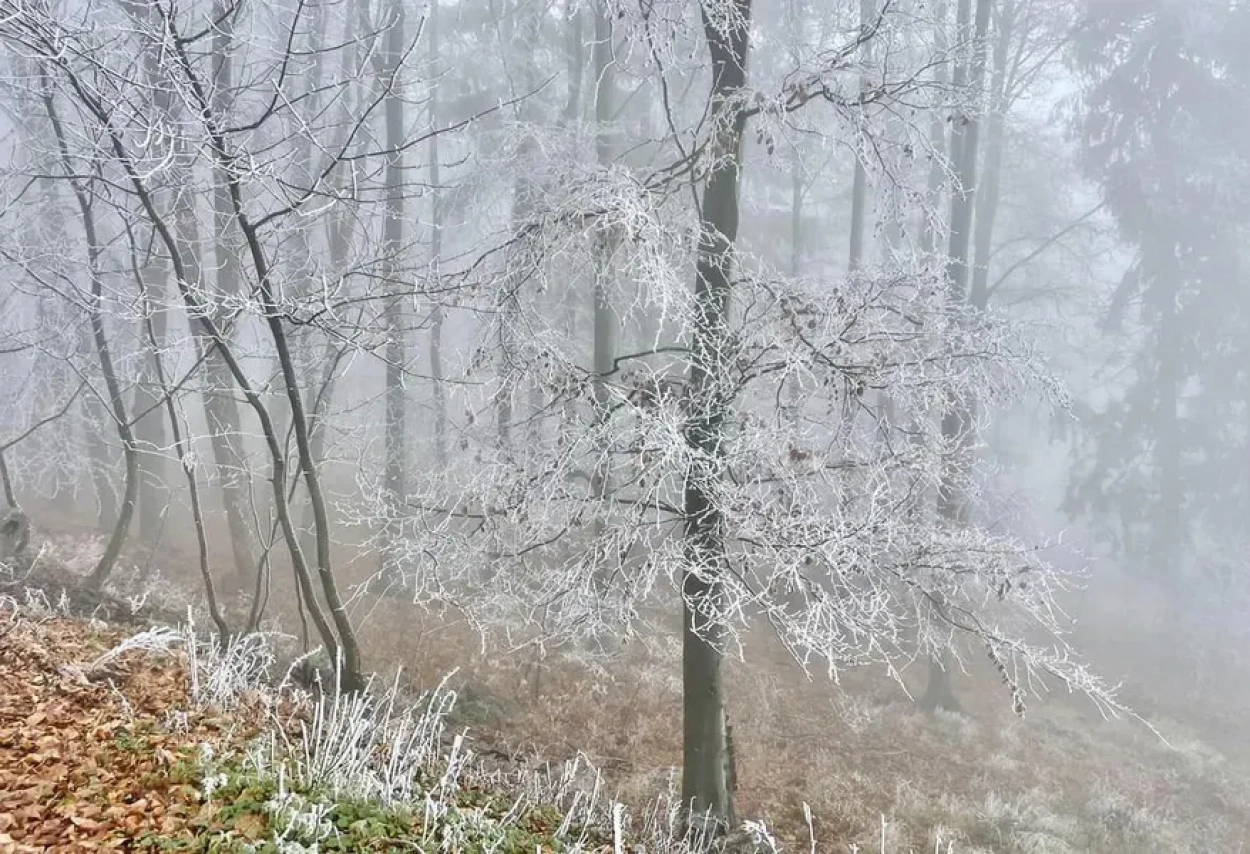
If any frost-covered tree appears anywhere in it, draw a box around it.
[0,0,495,689]
[376,0,1123,828]
[0,0,1132,832]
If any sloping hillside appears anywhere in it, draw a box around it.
[0,594,731,853]
[4,533,1250,853]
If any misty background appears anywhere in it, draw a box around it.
[0,0,1246,848]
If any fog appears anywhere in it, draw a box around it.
[0,0,1246,848]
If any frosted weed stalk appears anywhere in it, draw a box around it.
[93,621,958,851]
[277,668,461,807]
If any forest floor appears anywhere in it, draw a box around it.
[0,592,644,853]
[0,611,259,852]
[5,515,1250,852]
[359,596,1250,853]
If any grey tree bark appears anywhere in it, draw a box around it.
[380,0,408,583]
[70,259,120,531]
[131,254,169,544]
[589,0,619,561]
[428,0,448,468]
[43,91,139,589]
[118,0,179,546]
[919,0,951,259]
[847,0,876,272]
[132,239,232,644]
[295,2,359,570]
[681,0,753,828]
[921,0,992,715]
[969,0,1013,311]
[496,2,542,452]
[205,1,261,592]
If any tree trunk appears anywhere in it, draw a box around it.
[847,0,875,272]
[41,88,139,589]
[919,653,963,713]
[380,0,408,585]
[496,3,543,454]
[0,453,13,508]
[206,1,261,592]
[969,0,1013,311]
[921,0,991,714]
[919,0,951,259]
[944,0,981,301]
[85,257,139,590]
[429,0,448,468]
[589,0,619,558]
[132,256,169,544]
[682,0,753,829]
[79,324,120,532]
[135,252,232,644]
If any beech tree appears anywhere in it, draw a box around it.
[375,0,1123,829]
[0,0,1135,835]
[0,0,483,689]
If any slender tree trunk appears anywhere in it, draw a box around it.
[85,265,138,589]
[847,0,875,272]
[42,87,138,588]
[635,76,662,354]
[205,1,261,591]
[498,178,532,452]
[496,3,543,454]
[969,0,1012,310]
[134,249,232,643]
[293,2,358,564]
[380,0,408,584]
[682,0,753,828]
[563,0,585,123]
[920,0,951,259]
[0,452,12,508]
[79,323,120,531]
[132,254,169,543]
[428,0,448,468]
[118,0,178,553]
[272,0,325,533]
[589,0,619,556]
[922,0,991,714]
[945,0,991,316]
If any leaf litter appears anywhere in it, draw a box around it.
[0,602,259,853]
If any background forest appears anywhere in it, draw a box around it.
[0,0,1248,849]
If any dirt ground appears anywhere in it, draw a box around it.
[11,502,1250,852]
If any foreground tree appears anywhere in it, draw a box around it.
[382,0,1125,830]
[679,0,753,821]
[920,0,992,715]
